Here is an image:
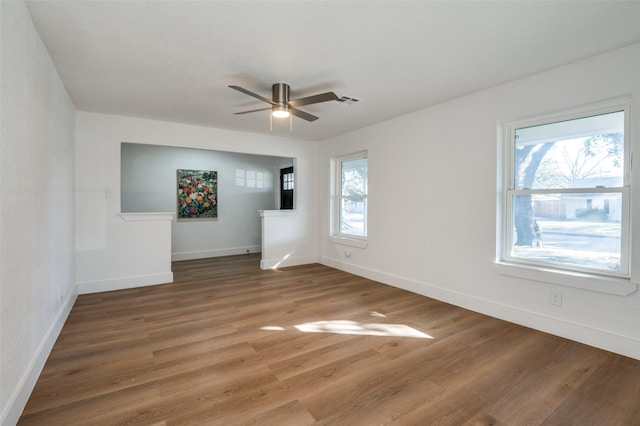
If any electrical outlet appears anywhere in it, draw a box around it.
[550,289,563,306]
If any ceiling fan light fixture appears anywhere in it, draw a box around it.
[272,105,290,118]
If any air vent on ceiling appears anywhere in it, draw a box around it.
[336,96,359,105]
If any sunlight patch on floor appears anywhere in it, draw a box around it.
[260,326,286,331]
[294,320,433,339]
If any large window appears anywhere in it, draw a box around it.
[333,152,368,239]
[500,104,630,279]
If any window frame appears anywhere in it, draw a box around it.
[330,151,368,247]
[496,99,637,295]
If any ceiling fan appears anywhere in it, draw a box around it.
[229,83,339,122]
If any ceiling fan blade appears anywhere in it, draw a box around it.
[290,107,319,122]
[229,85,275,105]
[233,107,273,115]
[288,92,339,107]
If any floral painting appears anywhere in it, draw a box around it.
[177,169,218,219]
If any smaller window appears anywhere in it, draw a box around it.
[333,152,368,239]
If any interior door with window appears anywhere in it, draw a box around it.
[280,167,294,209]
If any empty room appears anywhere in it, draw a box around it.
[2,1,640,425]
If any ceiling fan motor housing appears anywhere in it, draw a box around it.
[272,83,290,105]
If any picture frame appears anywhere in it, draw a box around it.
[177,169,218,220]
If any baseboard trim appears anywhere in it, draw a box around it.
[77,272,173,294]
[2,286,78,426]
[172,246,261,262]
[319,256,640,360]
[260,255,318,270]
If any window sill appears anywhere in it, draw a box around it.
[329,235,368,249]
[493,261,637,296]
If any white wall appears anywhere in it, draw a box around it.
[0,1,77,424]
[121,143,289,260]
[76,112,319,292]
[260,210,302,269]
[319,43,640,360]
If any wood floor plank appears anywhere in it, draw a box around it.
[312,374,444,426]
[267,335,380,380]
[18,253,640,425]
[233,400,316,426]
[19,380,162,426]
[541,354,640,425]
[485,336,609,424]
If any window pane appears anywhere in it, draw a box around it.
[341,158,367,196]
[283,172,293,190]
[235,169,245,186]
[246,170,256,188]
[514,111,624,190]
[511,193,622,272]
[340,198,366,236]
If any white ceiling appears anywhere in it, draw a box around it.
[25,1,640,141]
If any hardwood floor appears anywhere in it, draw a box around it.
[19,254,640,425]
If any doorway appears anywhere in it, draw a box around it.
[280,166,294,209]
